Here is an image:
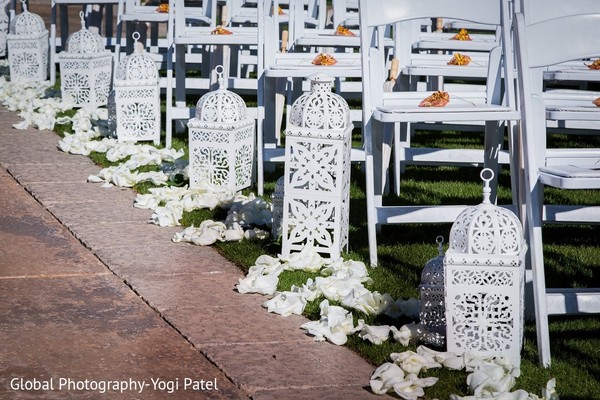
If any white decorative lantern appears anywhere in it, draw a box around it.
[0,0,9,57]
[280,74,352,259]
[188,65,255,191]
[114,32,160,144]
[58,12,112,107]
[7,0,48,81]
[271,176,285,238]
[444,169,527,367]
[419,236,446,336]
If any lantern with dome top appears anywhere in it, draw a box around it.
[114,32,160,144]
[280,73,352,260]
[187,65,255,191]
[419,236,446,336]
[58,12,112,107]
[444,168,527,367]
[0,0,9,57]
[7,0,48,81]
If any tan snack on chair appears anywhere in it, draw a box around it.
[419,91,450,107]
[334,25,356,36]
[586,59,600,70]
[447,53,472,65]
[312,53,337,66]
[211,26,233,35]
[451,28,471,41]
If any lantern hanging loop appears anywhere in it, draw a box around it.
[215,64,225,90]
[79,11,86,29]
[480,168,493,204]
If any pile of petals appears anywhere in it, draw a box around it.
[134,182,271,244]
[238,245,559,400]
[237,245,421,346]
[371,346,559,400]
[0,76,75,131]
[0,76,271,246]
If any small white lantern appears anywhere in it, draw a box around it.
[114,32,160,144]
[7,0,48,81]
[0,0,9,57]
[444,169,527,367]
[271,176,285,238]
[187,65,255,191]
[280,74,352,259]
[58,12,112,107]
[419,236,446,336]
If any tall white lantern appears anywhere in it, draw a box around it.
[114,32,160,144]
[280,74,352,259]
[59,12,112,107]
[0,0,9,57]
[7,0,48,81]
[419,236,446,336]
[188,65,255,191]
[444,169,527,367]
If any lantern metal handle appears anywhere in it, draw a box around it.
[132,31,144,54]
[435,235,444,256]
[79,11,86,29]
[215,65,225,90]
[480,168,494,204]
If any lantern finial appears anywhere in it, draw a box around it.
[79,11,86,30]
[132,31,144,54]
[215,64,225,90]
[435,235,444,256]
[480,168,493,204]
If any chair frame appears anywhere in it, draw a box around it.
[513,8,600,368]
[358,0,520,267]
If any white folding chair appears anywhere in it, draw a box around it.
[516,0,600,136]
[359,0,520,267]
[165,0,259,147]
[256,0,377,195]
[114,0,172,60]
[513,4,600,368]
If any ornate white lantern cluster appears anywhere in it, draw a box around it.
[0,0,9,57]
[7,0,48,81]
[280,74,352,259]
[419,236,446,336]
[114,32,160,144]
[444,169,527,367]
[59,12,112,107]
[187,65,255,191]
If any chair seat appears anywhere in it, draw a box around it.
[375,103,518,123]
[173,29,258,45]
[539,165,600,188]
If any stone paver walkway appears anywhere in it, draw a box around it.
[0,105,385,399]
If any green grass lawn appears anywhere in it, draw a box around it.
[53,100,600,399]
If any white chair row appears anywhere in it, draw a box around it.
[358,0,600,369]
[512,0,600,368]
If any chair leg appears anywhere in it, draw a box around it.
[366,119,384,267]
[527,181,552,367]
[483,120,502,203]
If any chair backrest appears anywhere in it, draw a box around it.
[514,8,600,166]
[358,0,513,126]
[518,0,600,25]
[172,0,215,34]
[331,0,359,28]
[288,0,326,44]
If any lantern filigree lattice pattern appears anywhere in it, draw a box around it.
[187,65,255,192]
[281,74,353,259]
[445,169,527,367]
